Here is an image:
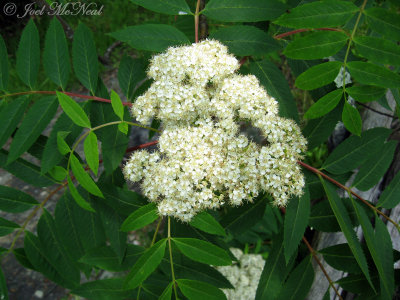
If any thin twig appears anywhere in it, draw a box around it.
[239,56,250,66]
[280,207,343,299]
[297,160,400,230]
[6,182,67,255]
[302,236,344,300]
[126,141,159,153]
[274,28,343,40]
[357,102,397,119]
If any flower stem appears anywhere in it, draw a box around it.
[194,0,201,43]
[168,217,179,299]
[151,217,163,246]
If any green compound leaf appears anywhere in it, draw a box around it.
[90,102,129,174]
[118,56,146,101]
[364,7,400,41]
[0,186,38,213]
[120,202,158,232]
[250,59,299,122]
[284,31,348,60]
[274,0,358,29]
[57,190,105,253]
[353,36,400,66]
[54,194,86,261]
[37,209,80,287]
[110,24,189,52]
[352,141,397,191]
[346,85,386,103]
[309,199,359,232]
[130,0,191,15]
[320,179,373,290]
[125,238,167,289]
[72,278,133,300]
[305,89,343,119]
[342,101,362,136]
[295,61,342,90]
[0,266,8,300]
[0,96,29,149]
[0,217,19,236]
[256,233,292,300]
[24,231,71,288]
[322,127,391,174]
[79,244,144,272]
[118,122,128,135]
[351,200,392,296]
[284,188,310,263]
[220,195,267,235]
[94,201,126,264]
[209,25,280,56]
[159,282,173,300]
[276,255,314,300]
[177,279,226,300]
[48,166,67,182]
[83,131,99,176]
[303,103,341,149]
[170,257,233,289]
[7,96,58,164]
[377,170,400,209]
[347,61,400,89]
[319,243,362,274]
[57,92,91,128]
[110,90,124,120]
[0,150,56,187]
[374,216,395,299]
[16,19,40,88]
[70,154,103,198]
[41,109,84,174]
[204,0,286,22]
[72,23,98,93]
[57,131,71,156]
[190,211,226,237]
[67,176,95,212]
[337,274,376,294]
[0,34,9,91]
[172,238,231,266]
[43,18,70,90]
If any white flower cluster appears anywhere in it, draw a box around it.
[216,248,264,300]
[124,40,307,221]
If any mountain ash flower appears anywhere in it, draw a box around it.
[123,40,307,221]
[216,248,264,300]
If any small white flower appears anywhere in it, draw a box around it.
[216,248,264,300]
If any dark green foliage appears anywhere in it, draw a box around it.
[7,96,58,164]
[1,2,399,299]
[0,35,9,91]
[204,0,286,22]
[209,26,280,56]
[16,19,40,89]
[43,19,70,90]
[72,23,98,93]
[110,24,190,52]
